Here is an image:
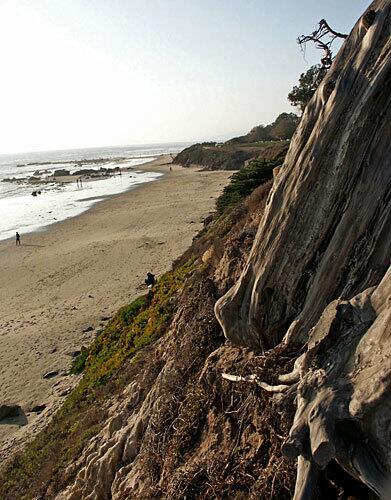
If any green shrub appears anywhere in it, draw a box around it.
[70,346,89,375]
[216,155,285,214]
[71,257,196,390]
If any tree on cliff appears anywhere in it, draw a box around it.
[288,18,348,113]
[287,64,327,112]
[268,112,300,139]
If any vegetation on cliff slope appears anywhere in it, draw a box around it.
[0,149,287,500]
[216,148,287,214]
[0,259,195,499]
[70,257,196,388]
[174,113,294,171]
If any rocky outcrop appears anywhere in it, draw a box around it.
[216,1,391,497]
[174,117,292,171]
[52,169,70,176]
[174,143,255,170]
[175,141,289,171]
[0,405,21,421]
[216,1,390,351]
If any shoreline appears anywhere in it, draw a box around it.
[0,156,231,463]
[0,155,173,244]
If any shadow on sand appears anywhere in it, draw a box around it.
[0,408,28,427]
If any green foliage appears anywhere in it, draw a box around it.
[70,346,89,374]
[71,258,196,391]
[288,64,327,112]
[216,155,285,214]
[228,113,299,144]
[268,113,299,140]
[0,259,196,500]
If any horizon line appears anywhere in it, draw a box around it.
[0,140,200,158]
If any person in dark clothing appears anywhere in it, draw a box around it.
[16,232,21,245]
[145,272,156,288]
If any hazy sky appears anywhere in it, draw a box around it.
[0,0,369,154]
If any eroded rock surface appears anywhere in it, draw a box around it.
[215,0,391,352]
[280,270,391,498]
[215,1,391,497]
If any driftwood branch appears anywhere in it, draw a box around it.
[318,19,348,39]
[222,373,292,393]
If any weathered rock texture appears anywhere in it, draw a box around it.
[216,0,391,352]
[279,271,391,499]
[50,184,300,500]
[216,1,391,498]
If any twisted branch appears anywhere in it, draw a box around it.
[298,19,348,68]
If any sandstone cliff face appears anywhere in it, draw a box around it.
[175,141,289,171]
[216,1,391,497]
[216,0,391,352]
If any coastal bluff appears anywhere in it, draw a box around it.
[0,1,390,499]
[174,113,297,171]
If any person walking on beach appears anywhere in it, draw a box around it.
[15,232,21,246]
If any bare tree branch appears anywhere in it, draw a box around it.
[319,19,348,39]
[298,19,348,69]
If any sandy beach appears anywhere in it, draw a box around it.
[0,156,232,462]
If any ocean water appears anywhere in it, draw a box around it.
[0,142,189,241]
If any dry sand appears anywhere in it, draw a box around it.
[0,156,232,462]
